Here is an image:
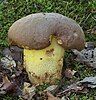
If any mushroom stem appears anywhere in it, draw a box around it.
[24,37,65,84]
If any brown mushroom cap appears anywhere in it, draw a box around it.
[8,13,85,50]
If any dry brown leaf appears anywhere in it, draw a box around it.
[64,68,76,79]
[1,76,12,91]
[0,75,17,94]
[22,82,36,100]
[57,83,84,97]
[2,46,23,62]
[46,91,60,100]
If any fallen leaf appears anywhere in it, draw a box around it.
[57,83,84,97]
[2,48,12,57]
[79,76,96,88]
[45,85,58,92]
[0,75,17,94]
[2,46,23,62]
[10,46,23,62]
[57,76,96,97]
[72,46,96,69]
[80,76,96,84]
[64,68,76,79]
[22,82,36,100]
[1,55,16,68]
[46,91,60,100]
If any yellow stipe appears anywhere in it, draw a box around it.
[24,37,64,84]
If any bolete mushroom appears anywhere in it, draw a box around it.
[8,13,85,84]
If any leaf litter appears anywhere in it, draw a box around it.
[72,42,96,69]
[0,44,96,100]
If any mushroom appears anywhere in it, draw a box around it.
[8,13,85,84]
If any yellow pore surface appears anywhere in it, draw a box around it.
[24,37,65,84]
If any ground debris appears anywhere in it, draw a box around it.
[0,46,29,97]
[45,85,58,92]
[57,76,96,97]
[72,42,96,68]
[0,75,17,95]
[1,55,16,68]
[22,82,36,100]
[57,83,84,97]
[0,45,96,99]
[64,68,76,79]
[2,46,23,63]
[46,91,61,100]
[79,76,96,88]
